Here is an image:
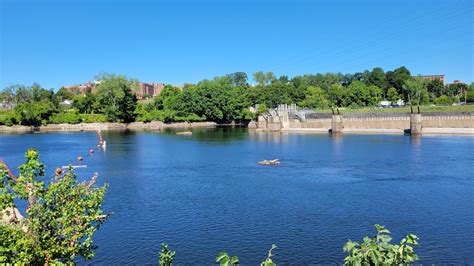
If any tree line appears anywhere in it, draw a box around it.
[1,67,474,126]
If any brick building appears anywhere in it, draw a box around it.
[64,80,101,96]
[64,80,165,99]
[134,82,165,99]
[418,75,445,85]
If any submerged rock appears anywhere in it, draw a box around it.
[176,131,192,135]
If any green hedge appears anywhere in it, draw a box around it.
[79,114,108,123]
[49,112,82,124]
[49,113,108,124]
[0,111,17,126]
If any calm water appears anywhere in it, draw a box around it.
[1,128,473,264]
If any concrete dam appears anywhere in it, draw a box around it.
[252,110,474,135]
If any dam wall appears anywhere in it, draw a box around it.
[255,111,474,135]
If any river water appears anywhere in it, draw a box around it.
[1,128,473,264]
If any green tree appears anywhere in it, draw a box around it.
[96,75,138,122]
[0,149,109,264]
[427,79,444,99]
[386,87,399,102]
[253,71,267,86]
[227,72,248,87]
[327,83,347,107]
[14,102,55,126]
[300,86,328,109]
[386,66,411,99]
[403,77,429,106]
[343,224,419,265]
[253,71,276,86]
[53,87,75,104]
[346,81,382,107]
[467,82,474,103]
[73,93,100,114]
[367,67,388,93]
[30,83,53,102]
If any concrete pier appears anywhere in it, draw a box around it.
[331,114,343,133]
[410,113,422,135]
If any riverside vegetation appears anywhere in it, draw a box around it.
[0,149,109,264]
[1,67,474,126]
[1,150,420,264]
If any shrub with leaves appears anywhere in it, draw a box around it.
[0,149,109,264]
[343,224,419,265]
[260,244,277,266]
[216,251,240,266]
[159,243,176,266]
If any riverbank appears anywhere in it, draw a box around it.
[0,121,217,133]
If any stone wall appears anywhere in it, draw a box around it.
[342,116,409,130]
[289,119,332,129]
[422,115,474,128]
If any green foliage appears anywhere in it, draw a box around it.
[433,95,454,105]
[0,111,18,126]
[366,67,388,92]
[345,81,382,107]
[403,77,429,106]
[54,87,75,101]
[386,66,411,98]
[256,103,269,116]
[0,224,38,263]
[2,67,470,126]
[299,86,329,109]
[49,111,82,124]
[427,79,444,98]
[260,244,277,266]
[80,113,108,123]
[343,224,419,265]
[0,149,109,264]
[253,71,276,86]
[467,83,474,102]
[216,251,240,266]
[227,72,248,87]
[386,87,399,102]
[72,93,100,114]
[159,243,176,266]
[96,75,138,122]
[14,101,55,126]
[1,83,53,105]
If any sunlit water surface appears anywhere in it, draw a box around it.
[1,128,473,264]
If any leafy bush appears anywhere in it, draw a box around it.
[216,251,240,266]
[159,243,175,266]
[14,102,55,126]
[343,224,419,265]
[80,113,108,123]
[466,89,474,103]
[49,112,82,124]
[433,95,454,105]
[0,111,17,126]
[260,244,277,266]
[0,149,110,264]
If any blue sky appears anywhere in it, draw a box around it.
[1,0,472,89]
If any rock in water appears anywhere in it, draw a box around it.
[176,131,192,135]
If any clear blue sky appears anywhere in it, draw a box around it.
[1,0,473,89]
